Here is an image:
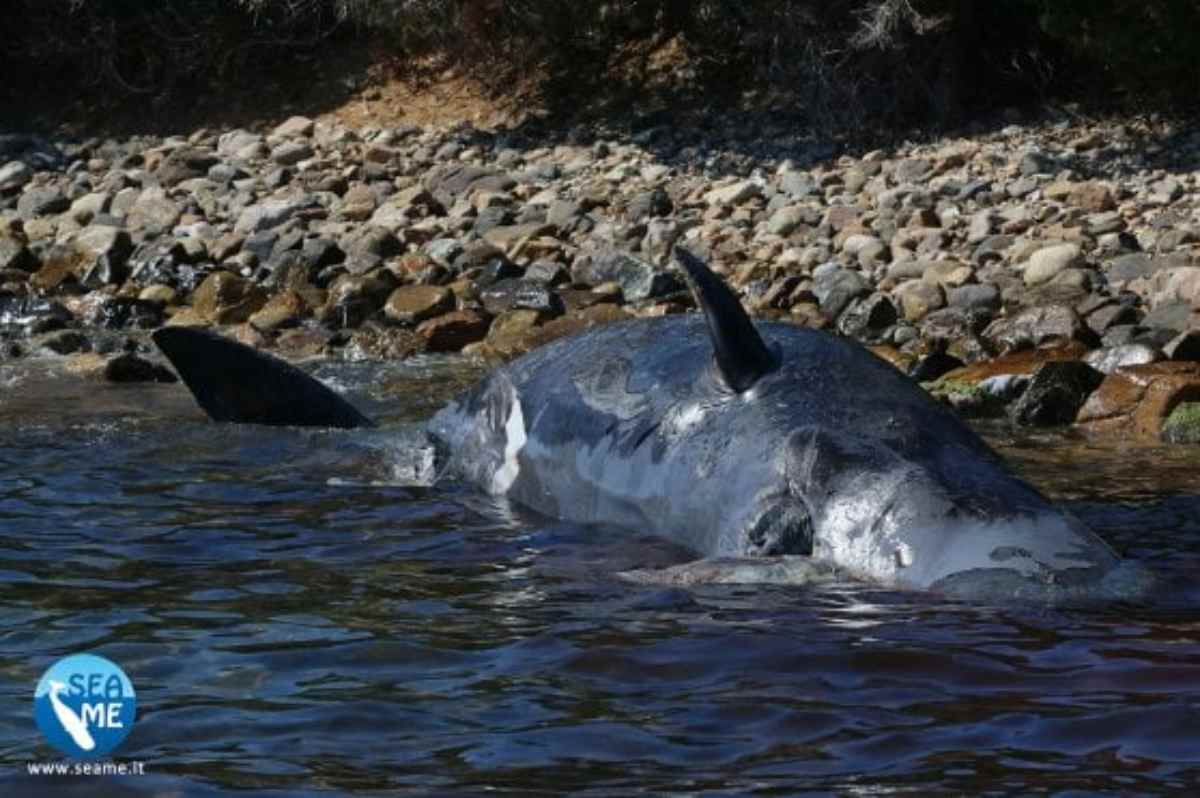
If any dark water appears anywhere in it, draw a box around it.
[2,356,1200,796]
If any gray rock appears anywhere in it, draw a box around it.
[74,226,133,286]
[894,158,931,183]
[272,116,315,139]
[1084,343,1160,374]
[837,292,896,342]
[893,279,944,322]
[1085,302,1139,334]
[234,195,312,234]
[765,205,806,236]
[1105,253,1180,285]
[384,285,455,325]
[524,259,569,286]
[126,189,182,235]
[0,161,33,192]
[706,180,761,206]
[218,130,264,157]
[779,170,817,198]
[947,283,1000,312]
[572,249,683,302]
[1143,301,1192,334]
[1024,243,1082,286]
[1164,330,1200,362]
[271,141,314,166]
[812,268,869,319]
[984,304,1089,352]
[479,278,565,317]
[17,186,68,218]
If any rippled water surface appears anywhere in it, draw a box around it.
[2,356,1199,796]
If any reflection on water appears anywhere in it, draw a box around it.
[1,357,1199,795]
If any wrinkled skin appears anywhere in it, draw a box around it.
[430,315,1150,602]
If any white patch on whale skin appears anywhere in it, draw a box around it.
[491,392,526,494]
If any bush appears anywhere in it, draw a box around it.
[2,1,1196,132]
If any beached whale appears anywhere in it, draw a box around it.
[153,249,1152,602]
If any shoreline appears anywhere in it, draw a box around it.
[2,109,1200,442]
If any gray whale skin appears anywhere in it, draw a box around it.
[154,249,1153,603]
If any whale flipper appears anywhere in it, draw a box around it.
[153,327,374,429]
[673,247,778,392]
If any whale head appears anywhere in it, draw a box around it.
[779,425,1149,602]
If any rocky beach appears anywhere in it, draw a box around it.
[3,111,1200,442]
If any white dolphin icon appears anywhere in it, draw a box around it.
[46,680,96,751]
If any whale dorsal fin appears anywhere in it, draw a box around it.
[673,247,778,392]
[153,327,374,429]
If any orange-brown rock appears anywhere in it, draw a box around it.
[192,271,268,324]
[867,345,916,373]
[1075,362,1200,438]
[416,309,491,352]
[938,343,1090,384]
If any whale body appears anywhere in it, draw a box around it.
[154,249,1151,602]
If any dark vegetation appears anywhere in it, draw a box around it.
[3,1,1198,136]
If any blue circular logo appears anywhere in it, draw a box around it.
[33,654,137,759]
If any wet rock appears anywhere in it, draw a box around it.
[910,351,963,383]
[479,278,565,318]
[339,323,422,360]
[320,270,396,328]
[383,285,455,325]
[192,271,268,324]
[1077,362,1200,439]
[67,352,177,383]
[248,290,308,331]
[938,343,1091,383]
[34,329,90,355]
[79,296,164,330]
[483,308,544,359]
[1010,361,1104,426]
[416,309,490,352]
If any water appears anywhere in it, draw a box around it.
[2,355,1200,795]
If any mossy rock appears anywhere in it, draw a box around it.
[924,377,1002,418]
[1162,402,1200,443]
